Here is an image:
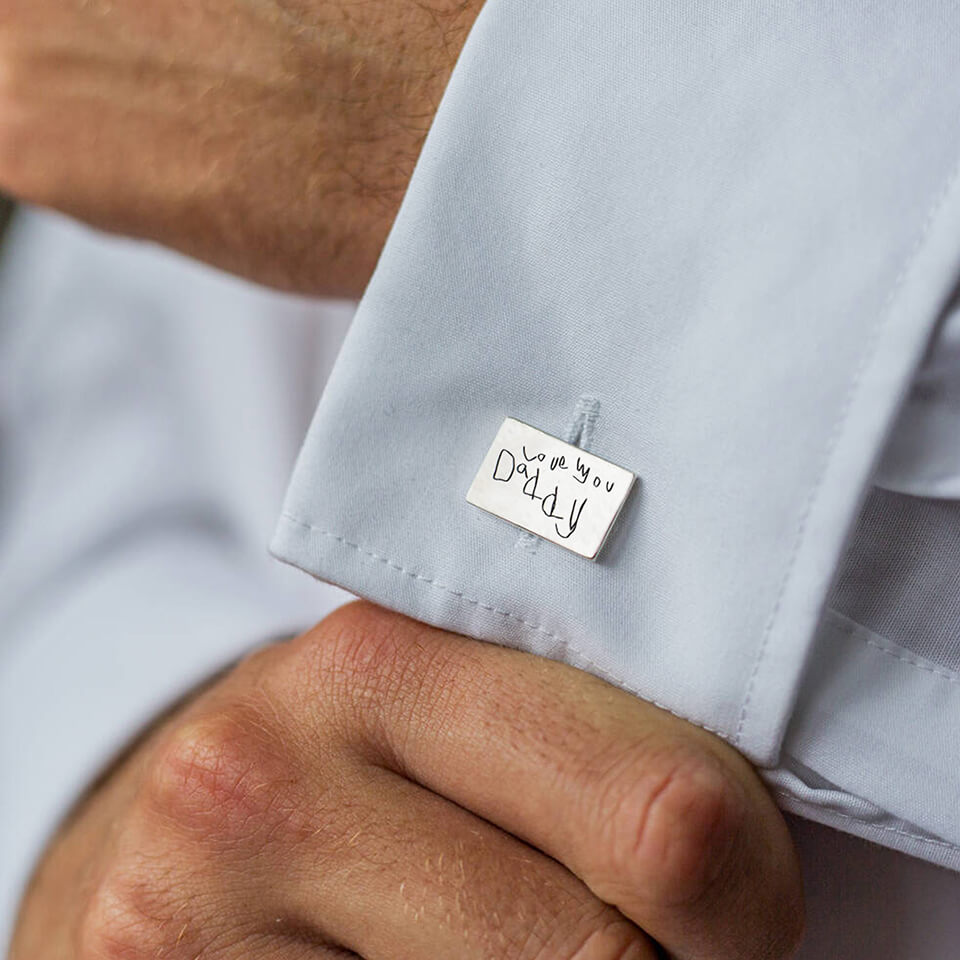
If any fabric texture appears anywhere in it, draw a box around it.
[0,209,352,952]
[875,303,960,498]
[4,208,960,959]
[273,0,960,867]
[830,488,960,673]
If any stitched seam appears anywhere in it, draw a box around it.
[734,154,960,749]
[828,615,960,685]
[279,511,730,740]
[280,511,959,842]
[772,790,960,851]
[862,638,960,684]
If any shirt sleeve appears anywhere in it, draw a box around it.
[272,0,960,868]
[0,209,351,952]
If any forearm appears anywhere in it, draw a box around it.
[0,0,482,296]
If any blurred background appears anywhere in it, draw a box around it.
[0,198,353,947]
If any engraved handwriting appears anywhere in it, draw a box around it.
[467,418,634,560]
[556,497,587,539]
[522,445,545,463]
[490,441,618,542]
[493,448,516,481]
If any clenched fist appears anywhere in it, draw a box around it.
[12,601,803,960]
[0,0,481,295]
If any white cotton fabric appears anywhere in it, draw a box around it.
[2,209,960,959]
[0,210,352,953]
[829,488,960,673]
[875,304,960,499]
[273,0,960,868]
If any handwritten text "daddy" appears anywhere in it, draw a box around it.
[491,444,618,540]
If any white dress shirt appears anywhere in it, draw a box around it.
[2,209,960,959]
[6,3,960,955]
[0,210,352,952]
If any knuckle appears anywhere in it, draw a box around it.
[142,703,308,846]
[76,862,249,960]
[76,865,192,960]
[591,743,746,910]
[291,601,451,744]
[76,890,144,960]
[300,600,413,691]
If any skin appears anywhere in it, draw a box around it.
[0,0,482,296]
[11,602,804,960]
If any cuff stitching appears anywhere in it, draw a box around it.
[278,510,730,742]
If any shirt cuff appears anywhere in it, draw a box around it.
[272,0,960,868]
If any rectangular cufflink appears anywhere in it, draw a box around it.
[466,417,636,560]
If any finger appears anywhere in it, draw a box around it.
[278,763,658,960]
[299,602,804,960]
[144,703,658,960]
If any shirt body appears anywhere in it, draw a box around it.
[0,210,351,950]
[6,2,960,954]
[2,209,960,959]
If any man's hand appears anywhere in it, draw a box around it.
[0,0,480,296]
[11,601,803,960]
